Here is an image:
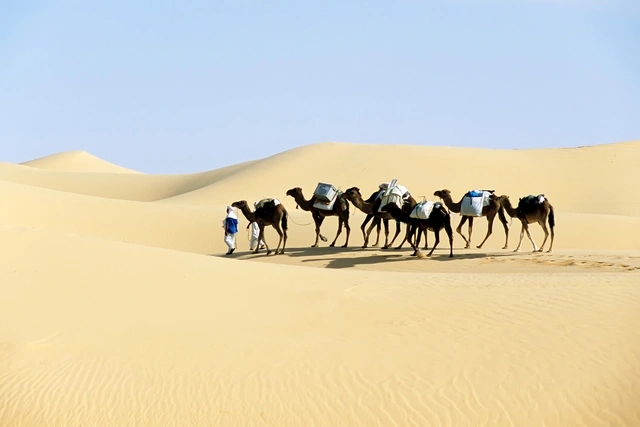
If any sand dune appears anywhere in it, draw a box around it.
[2,156,256,202]
[21,150,142,174]
[1,141,639,426]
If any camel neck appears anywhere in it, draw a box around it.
[442,195,461,213]
[292,191,314,211]
[239,206,256,222]
[350,195,375,213]
[501,199,518,217]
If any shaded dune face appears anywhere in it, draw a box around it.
[1,141,639,426]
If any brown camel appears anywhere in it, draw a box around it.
[496,194,555,253]
[356,189,389,248]
[360,191,384,248]
[231,200,288,255]
[343,187,404,249]
[285,187,351,247]
[380,202,454,258]
[433,189,509,249]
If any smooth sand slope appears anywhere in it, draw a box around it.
[1,141,639,426]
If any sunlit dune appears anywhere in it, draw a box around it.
[1,141,639,426]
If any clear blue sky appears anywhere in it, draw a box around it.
[2,0,639,173]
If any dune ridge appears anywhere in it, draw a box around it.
[21,150,142,174]
[1,140,639,426]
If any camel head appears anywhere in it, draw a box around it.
[343,187,361,200]
[433,189,451,200]
[495,195,510,205]
[231,200,248,210]
[285,187,302,198]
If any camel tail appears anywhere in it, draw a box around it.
[281,211,288,231]
[548,204,555,229]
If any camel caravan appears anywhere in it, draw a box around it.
[231,179,555,257]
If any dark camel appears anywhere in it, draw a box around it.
[433,189,509,249]
[231,200,288,255]
[380,202,454,258]
[343,186,430,249]
[496,195,555,252]
[285,187,351,247]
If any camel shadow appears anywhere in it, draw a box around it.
[424,250,516,262]
[279,245,470,269]
[209,246,517,266]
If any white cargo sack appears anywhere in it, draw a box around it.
[410,201,435,220]
[378,179,411,212]
[460,190,492,216]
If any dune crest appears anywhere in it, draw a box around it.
[21,150,142,174]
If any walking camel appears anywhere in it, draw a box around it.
[355,189,390,248]
[285,187,351,247]
[496,195,555,252]
[380,202,454,258]
[343,187,404,249]
[231,200,288,255]
[433,189,509,249]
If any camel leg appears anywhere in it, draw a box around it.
[361,215,374,248]
[280,219,287,254]
[415,227,422,251]
[372,218,382,247]
[381,218,390,249]
[386,220,402,249]
[341,215,351,248]
[524,223,538,252]
[406,224,420,256]
[363,219,377,248]
[476,213,495,249]
[272,222,285,255]
[498,208,510,249]
[457,216,471,249]
[257,226,271,255]
[395,223,412,249]
[537,220,549,252]
[547,217,555,253]
[360,215,371,247]
[445,217,454,258]
[426,227,440,257]
[423,228,429,250]
[330,217,343,247]
[312,215,325,247]
[514,222,525,252]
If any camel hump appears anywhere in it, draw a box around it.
[518,194,546,210]
[255,198,281,211]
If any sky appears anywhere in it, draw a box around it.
[1,0,639,173]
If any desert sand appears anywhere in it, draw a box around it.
[1,141,639,426]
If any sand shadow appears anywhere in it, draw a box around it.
[210,246,518,266]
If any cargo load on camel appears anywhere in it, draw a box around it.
[378,179,411,212]
[518,194,546,210]
[313,182,347,211]
[255,198,281,217]
[410,200,441,220]
[460,189,494,217]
